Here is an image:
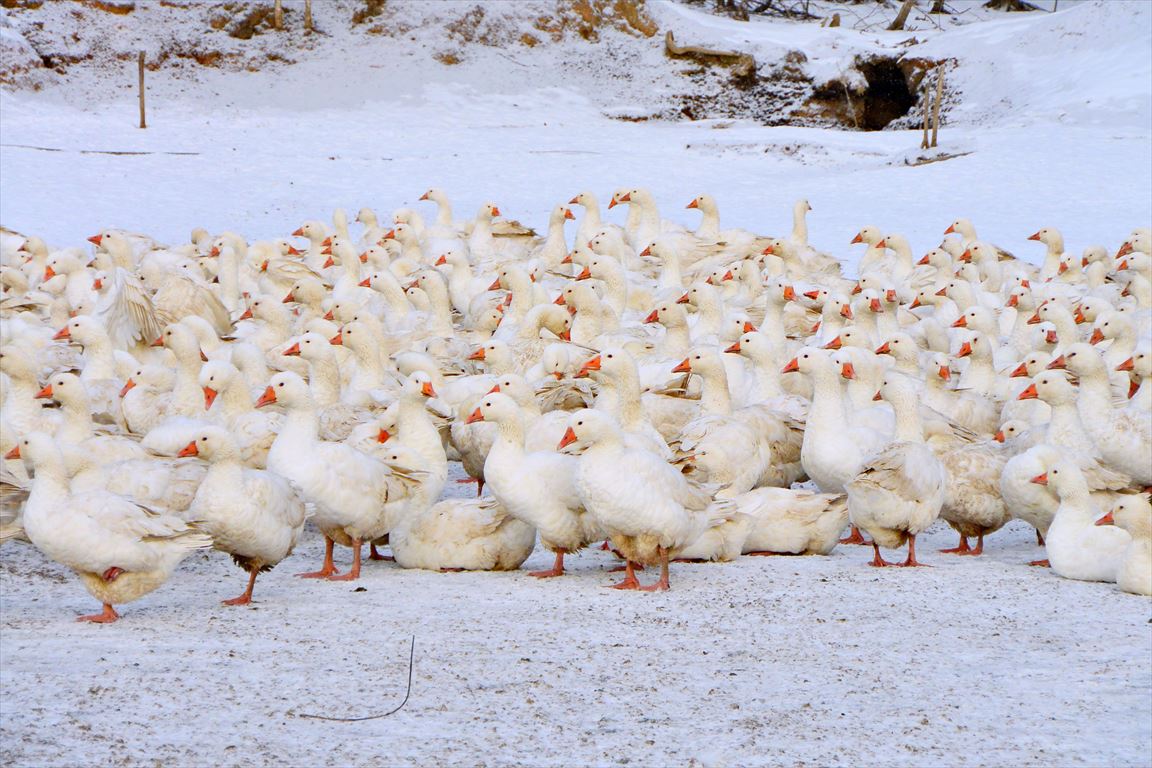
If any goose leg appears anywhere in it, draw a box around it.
[223,568,259,606]
[939,535,971,554]
[606,561,642,590]
[368,542,394,562]
[1035,529,1045,546]
[328,538,362,581]
[840,525,870,545]
[529,550,566,578]
[76,603,119,623]
[899,535,930,567]
[868,543,895,567]
[966,533,985,556]
[296,537,340,579]
[639,548,671,592]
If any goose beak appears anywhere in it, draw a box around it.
[644,309,659,324]
[840,304,853,319]
[468,348,486,361]
[994,430,1005,443]
[1094,510,1115,526]
[935,287,948,297]
[488,277,503,291]
[1117,357,1134,371]
[1045,330,1058,344]
[329,332,343,345]
[917,253,931,266]
[490,206,501,217]
[1027,231,1041,241]
[53,326,71,340]
[554,294,567,306]
[1030,473,1048,485]
[377,428,391,443]
[576,356,601,378]
[938,365,951,381]
[724,341,741,353]
[356,276,372,287]
[43,266,56,281]
[1073,309,1086,324]
[255,386,276,408]
[1018,384,1039,400]
[1026,313,1041,324]
[561,253,573,265]
[260,260,270,272]
[87,234,103,246]
[283,342,301,356]
[322,256,335,269]
[850,233,863,245]
[119,379,136,398]
[382,229,396,240]
[872,391,882,401]
[686,199,699,209]
[291,227,304,237]
[960,249,972,262]
[575,266,592,281]
[672,358,691,374]
[639,245,652,257]
[466,408,484,424]
[557,427,578,450]
[1010,362,1030,377]
[1089,328,1105,345]
[868,298,882,313]
[851,283,862,295]
[951,316,967,328]
[743,321,756,333]
[35,384,53,399]
[782,285,796,301]
[676,293,690,304]
[200,349,209,362]
[840,362,855,380]
[944,224,956,235]
[238,307,254,321]
[4,445,20,460]
[558,329,571,341]
[323,309,335,321]
[282,292,295,304]
[421,381,437,397]
[803,290,820,301]
[568,196,580,205]
[487,384,502,395]
[1047,356,1066,370]
[202,387,217,410]
[419,191,431,201]
[1006,294,1019,308]
[823,336,841,350]
[875,342,890,355]
[435,254,448,266]
[359,252,369,263]
[876,239,887,250]
[286,245,302,256]
[92,278,103,290]
[209,245,221,257]
[909,297,922,309]
[563,208,575,220]
[957,342,973,358]
[782,358,800,374]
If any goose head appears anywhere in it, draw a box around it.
[256,371,311,409]
[944,218,977,241]
[290,220,328,244]
[0,346,39,382]
[645,300,689,329]
[686,193,718,215]
[1010,350,1053,378]
[1020,370,1077,406]
[1025,226,1062,251]
[1051,342,1107,380]
[471,391,522,425]
[36,371,87,408]
[198,360,242,410]
[177,425,241,462]
[558,408,618,451]
[850,225,883,246]
[486,373,535,406]
[1101,494,1152,538]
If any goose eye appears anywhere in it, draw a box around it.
[576,421,583,426]
[200,436,207,442]
[802,354,809,359]
[278,382,284,387]
[606,354,613,359]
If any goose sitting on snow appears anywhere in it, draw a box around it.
[1096,493,1152,597]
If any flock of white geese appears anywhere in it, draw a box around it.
[0,190,1149,623]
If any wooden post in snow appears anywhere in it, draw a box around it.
[304,0,313,32]
[920,80,930,149]
[137,51,146,129]
[930,65,944,147]
[273,0,282,29]
[888,0,916,31]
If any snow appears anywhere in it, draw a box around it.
[1,1,1150,765]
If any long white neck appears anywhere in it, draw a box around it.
[696,203,720,240]
[791,204,809,246]
[308,357,342,406]
[890,396,924,443]
[79,335,117,380]
[217,248,241,312]
[398,396,446,468]
[57,398,95,443]
[661,321,691,359]
[697,366,732,415]
[436,199,454,227]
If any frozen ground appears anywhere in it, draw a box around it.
[1,1,1151,766]
[2,465,1151,768]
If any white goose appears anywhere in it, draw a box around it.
[1097,493,1152,596]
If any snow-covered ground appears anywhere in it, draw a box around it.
[1,1,1150,765]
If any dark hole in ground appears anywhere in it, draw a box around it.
[857,57,916,130]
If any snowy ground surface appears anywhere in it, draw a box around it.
[1,1,1151,766]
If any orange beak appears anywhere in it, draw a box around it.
[1117,357,1134,371]
[291,227,304,237]
[944,224,956,235]
[282,292,295,304]
[672,358,691,374]
[639,245,652,257]
[1010,362,1030,377]
[575,266,592,281]
[468,348,486,361]
[286,245,302,256]
[283,342,301,356]
[1026,313,1041,324]
[850,233,863,245]
[238,307,254,321]
[466,408,484,424]
[1057,261,1068,274]
[260,260,270,272]
[782,358,800,374]
[53,326,71,340]
[868,298,882,313]
[1089,328,1105,345]
[803,290,820,301]
[359,252,369,263]
[686,199,698,209]
[1027,231,1041,241]
[676,293,690,304]
[938,365,951,381]
[557,427,578,450]
[421,381,436,397]
[4,445,20,460]
[1095,511,1115,526]
[742,321,756,333]
[723,270,734,282]
[576,356,601,378]
[1006,294,1019,308]
[43,266,56,281]
[561,253,573,265]
[563,208,575,220]
[558,329,571,341]
[909,297,922,309]
[487,384,501,394]
[1030,472,1048,485]
[951,316,968,328]
[435,254,448,266]
[151,335,165,347]
[568,195,580,205]
[325,330,342,346]
[872,391,882,401]
[1073,308,1086,324]
[1117,242,1133,258]
[643,309,659,324]
[92,278,103,290]
[323,309,335,321]
[823,336,841,350]
[935,287,948,297]
[177,440,199,459]
[488,277,502,291]
[382,229,396,240]
[957,341,973,358]
[851,283,862,295]
[840,362,855,380]
[87,234,103,246]
[724,341,741,353]
[876,239,887,249]
[255,386,277,408]
[203,387,218,409]
[782,285,795,301]
[875,342,890,355]
[917,254,931,266]
[554,294,567,306]
[994,430,1005,443]
[377,428,391,443]
[1018,384,1039,400]
[119,379,136,398]
[1045,330,1058,344]
[209,245,221,257]
[322,256,334,269]
[1047,356,1066,370]
[490,206,501,217]
[840,304,853,320]
[35,384,53,399]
